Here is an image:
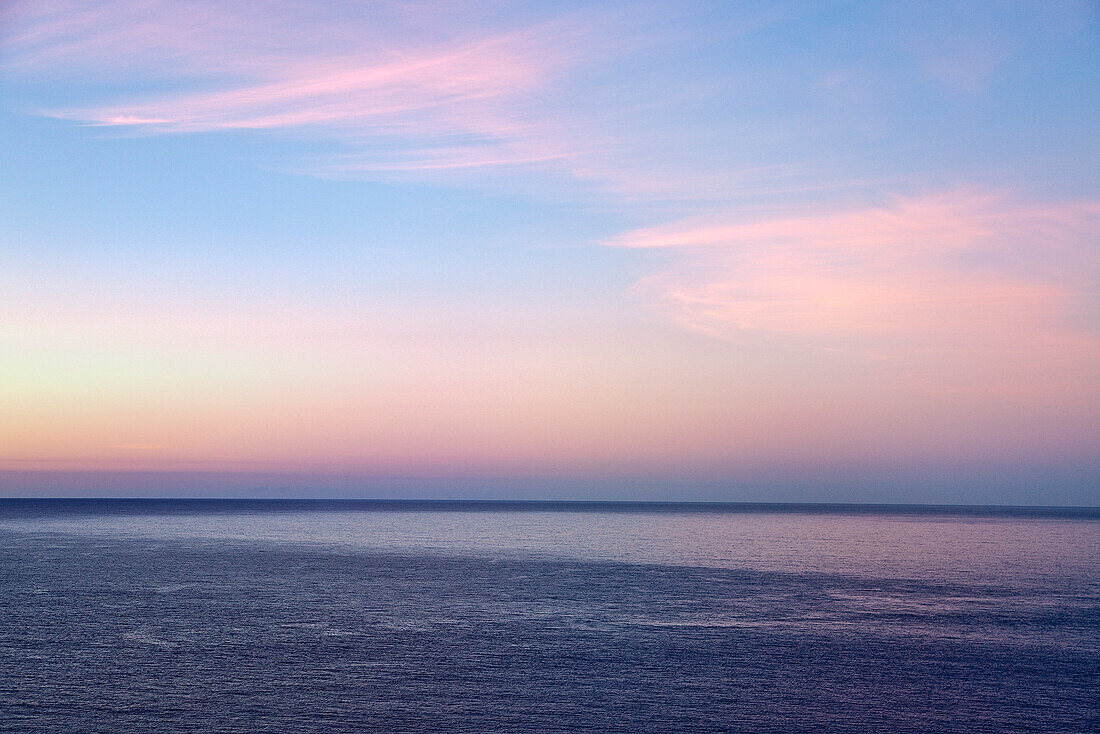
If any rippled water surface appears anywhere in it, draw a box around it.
[1,500,1097,733]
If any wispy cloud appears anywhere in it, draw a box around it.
[2,1,600,180]
[49,33,564,134]
[609,190,1100,400]
[2,0,824,200]
[884,0,1096,93]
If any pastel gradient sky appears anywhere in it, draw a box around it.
[2,1,1098,503]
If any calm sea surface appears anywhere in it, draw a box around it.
[1,500,1097,733]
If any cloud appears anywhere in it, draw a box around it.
[49,34,558,135]
[884,0,1096,93]
[3,0,826,200]
[609,190,1100,401]
[1,0,597,179]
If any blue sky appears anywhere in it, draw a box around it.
[1,1,1098,502]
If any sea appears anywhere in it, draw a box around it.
[0,499,1097,733]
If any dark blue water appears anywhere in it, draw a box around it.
[1,500,1097,733]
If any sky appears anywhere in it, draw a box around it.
[1,0,1098,503]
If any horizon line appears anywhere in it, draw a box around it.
[1,497,1097,515]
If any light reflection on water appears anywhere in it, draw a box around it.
[4,505,1098,587]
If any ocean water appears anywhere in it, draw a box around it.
[0,500,1097,733]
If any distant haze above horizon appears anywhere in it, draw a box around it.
[2,1,1098,504]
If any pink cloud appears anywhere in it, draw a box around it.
[54,39,550,134]
[610,190,1100,403]
[606,190,1100,252]
[1,1,595,176]
[2,1,817,198]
